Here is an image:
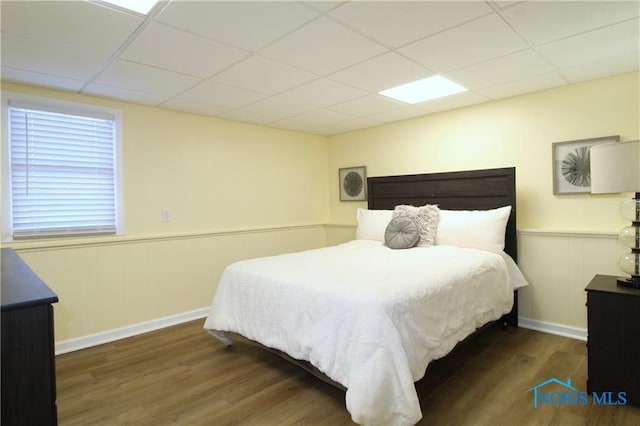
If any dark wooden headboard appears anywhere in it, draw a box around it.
[367,167,517,263]
[368,167,518,327]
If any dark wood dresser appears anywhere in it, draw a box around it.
[586,274,640,407]
[1,248,59,425]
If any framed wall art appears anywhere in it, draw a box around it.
[339,166,367,201]
[552,135,619,194]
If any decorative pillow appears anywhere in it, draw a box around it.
[384,216,420,249]
[393,204,440,247]
[436,206,511,253]
[355,208,394,241]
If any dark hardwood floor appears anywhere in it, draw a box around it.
[56,320,640,425]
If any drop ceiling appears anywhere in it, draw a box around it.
[1,1,639,136]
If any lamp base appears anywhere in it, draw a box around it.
[617,276,640,289]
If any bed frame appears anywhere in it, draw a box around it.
[367,166,518,327]
[223,166,518,390]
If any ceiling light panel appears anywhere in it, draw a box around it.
[97,0,159,15]
[379,75,468,104]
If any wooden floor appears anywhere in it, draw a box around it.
[56,320,640,426]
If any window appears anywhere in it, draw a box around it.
[4,96,122,239]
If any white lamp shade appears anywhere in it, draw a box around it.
[590,140,640,194]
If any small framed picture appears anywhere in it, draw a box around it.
[552,135,619,194]
[339,166,367,201]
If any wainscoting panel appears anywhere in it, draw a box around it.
[517,230,623,337]
[11,225,327,345]
[12,225,624,350]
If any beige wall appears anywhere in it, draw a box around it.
[326,71,640,334]
[16,226,326,345]
[2,72,638,346]
[120,103,329,234]
[1,82,329,344]
[328,72,639,231]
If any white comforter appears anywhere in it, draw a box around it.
[204,240,527,426]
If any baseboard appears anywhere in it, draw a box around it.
[55,307,209,355]
[55,311,586,355]
[518,317,587,342]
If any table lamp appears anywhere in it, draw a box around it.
[590,140,640,288]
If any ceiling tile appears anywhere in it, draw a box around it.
[155,1,319,52]
[446,50,552,90]
[559,52,640,83]
[83,83,168,106]
[476,72,567,100]
[304,1,346,12]
[400,14,530,73]
[120,22,247,78]
[538,19,640,68]
[492,1,527,10]
[1,67,85,92]
[213,55,318,95]
[501,0,640,45]
[279,78,367,107]
[330,94,406,117]
[329,52,433,92]
[325,117,385,135]
[223,96,318,124]
[170,79,266,110]
[1,33,109,81]
[259,17,386,75]
[369,105,431,123]
[0,0,142,55]
[329,1,492,47]
[161,99,231,117]
[220,110,275,126]
[271,108,357,133]
[419,91,490,113]
[93,59,200,96]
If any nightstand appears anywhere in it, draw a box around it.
[586,274,640,406]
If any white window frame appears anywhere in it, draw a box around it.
[1,92,124,241]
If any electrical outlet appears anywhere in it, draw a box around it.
[162,208,171,222]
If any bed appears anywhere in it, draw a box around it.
[203,167,527,426]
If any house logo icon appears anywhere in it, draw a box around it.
[527,377,577,408]
[527,377,627,407]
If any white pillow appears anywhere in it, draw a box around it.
[355,208,393,241]
[393,204,440,247]
[436,206,511,253]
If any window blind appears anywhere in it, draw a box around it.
[8,105,118,238]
